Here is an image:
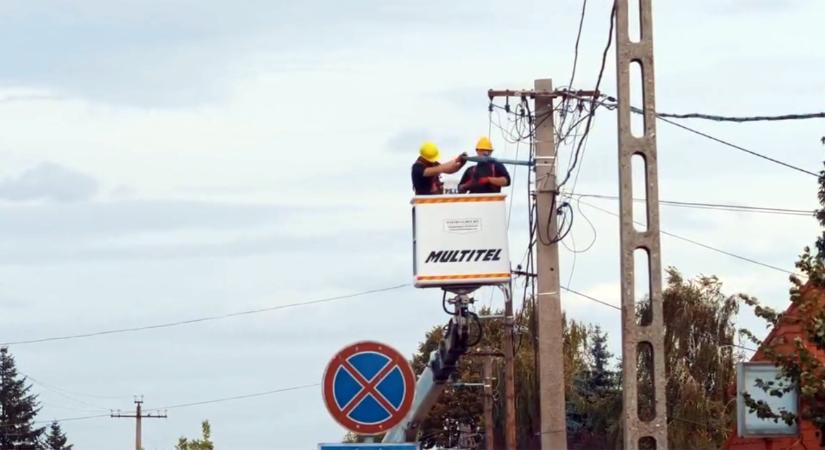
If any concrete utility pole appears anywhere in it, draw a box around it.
[111,397,167,450]
[488,83,599,450]
[501,284,517,450]
[533,78,568,450]
[483,357,495,450]
[615,0,669,448]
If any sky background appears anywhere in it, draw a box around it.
[0,1,824,449]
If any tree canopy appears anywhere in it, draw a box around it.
[44,421,72,450]
[406,268,740,450]
[0,347,45,450]
[175,421,215,450]
[739,161,825,440]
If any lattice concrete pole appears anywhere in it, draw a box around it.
[534,78,568,450]
[615,0,669,448]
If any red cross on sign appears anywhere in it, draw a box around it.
[322,341,416,435]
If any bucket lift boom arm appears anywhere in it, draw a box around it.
[382,293,477,443]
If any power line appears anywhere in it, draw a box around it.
[658,228,795,276]
[653,111,825,122]
[23,371,128,400]
[16,382,321,429]
[148,383,320,411]
[22,373,114,411]
[0,412,111,430]
[656,115,819,177]
[557,1,616,190]
[560,286,757,353]
[34,413,110,425]
[557,0,588,134]
[569,193,815,216]
[0,284,410,346]
[599,97,819,177]
[560,286,619,311]
[577,200,798,276]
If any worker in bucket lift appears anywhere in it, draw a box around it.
[458,136,510,194]
[411,141,466,195]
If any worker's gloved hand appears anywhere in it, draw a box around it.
[477,177,491,185]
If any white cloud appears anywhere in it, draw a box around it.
[0,162,98,202]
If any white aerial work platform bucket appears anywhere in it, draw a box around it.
[411,193,511,289]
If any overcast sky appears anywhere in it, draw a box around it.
[1,1,824,449]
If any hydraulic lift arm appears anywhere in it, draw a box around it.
[382,293,476,443]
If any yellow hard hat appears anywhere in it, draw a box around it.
[419,141,440,162]
[476,136,493,151]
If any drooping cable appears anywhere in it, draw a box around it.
[570,192,815,216]
[577,199,799,276]
[560,286,757,353]
[557,0,589,134]
[599,96,819,178]
[557,1,617,190]
[148,383,320,411]
[1,284,410,346]
[651,111,825,122]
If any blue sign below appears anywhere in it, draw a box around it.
[318,444,418,450]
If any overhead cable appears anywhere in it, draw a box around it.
[599,97,819,178]
[557,0,588,133]
[33,413,110,425]
[557,1,616,190]
[656,115,819,177]
[577,200,798,276]
[20,382,320,428]
[1,284,410,346]
[560,286,757,353]
[560,286,620,311]
[653,111,825,122]
[22,371,128,400]
[148,383,320,411]
[22,373,114,411]
[569,193,815,216]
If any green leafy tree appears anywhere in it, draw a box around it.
[407,269,740,450]
[658,269,739,449]
[573,269,740,450]
[739,161,825,439]
[175,420,214,450]
[410,301,596,450]
[44,421,72,450]
[0,347,44,450]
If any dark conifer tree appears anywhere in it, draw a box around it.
[44,421,72,450]
[0,347,45,450]
[587,326,615,396]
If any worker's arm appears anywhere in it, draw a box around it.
[422,156,463,176]
[445,154,468,174]
[487,162,511,187]
[472,163,511,187]
[484,176,509,187]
